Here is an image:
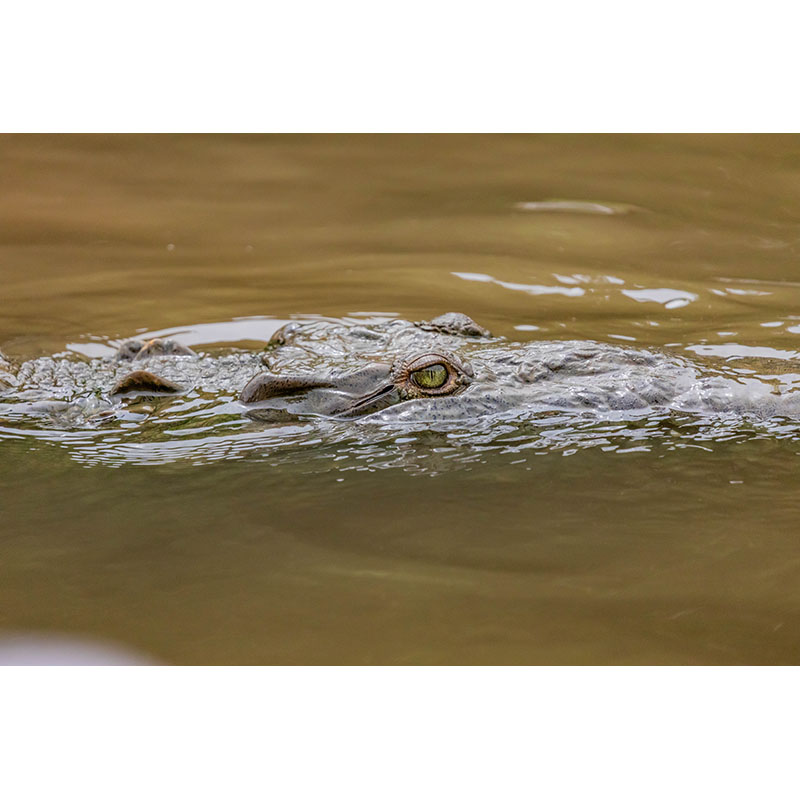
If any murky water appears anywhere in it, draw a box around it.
[3,134,800,664]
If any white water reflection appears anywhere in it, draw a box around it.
[686,343,800,360]
[452,272,584,297]
[65,314,407,359]
[514,200,640,215]
[65,316,290,358]
[0,632,156,665]
[622,288,698,309]
[709,287,773,297]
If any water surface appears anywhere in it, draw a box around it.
[3,134,800,664]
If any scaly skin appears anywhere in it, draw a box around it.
[1,313,799,427]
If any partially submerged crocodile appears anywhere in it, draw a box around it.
[1,312,799,428]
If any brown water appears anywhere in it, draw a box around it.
[3,133,800,664]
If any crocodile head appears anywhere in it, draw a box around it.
[5,312,794,433]
[239,350,474,420]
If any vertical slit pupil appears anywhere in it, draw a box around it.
[413,364,448,389]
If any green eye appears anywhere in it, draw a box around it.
[411,363,449,389]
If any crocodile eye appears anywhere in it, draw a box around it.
[394,351,472,398]
[411,363,449,389]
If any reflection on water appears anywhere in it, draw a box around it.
[3,134,800,663]
[453,271,586,297]
[0,632,156,665]
[514,199,641,215]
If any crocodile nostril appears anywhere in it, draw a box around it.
[239,374,334,404]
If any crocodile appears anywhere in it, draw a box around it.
[1,312,800,430]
